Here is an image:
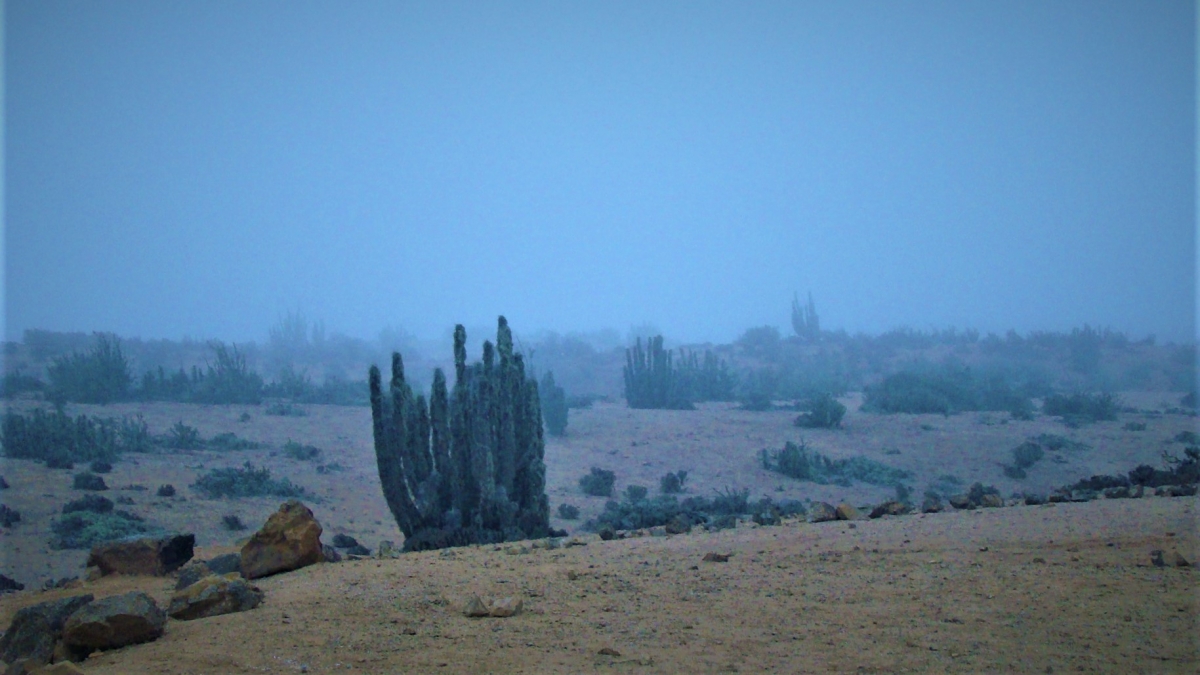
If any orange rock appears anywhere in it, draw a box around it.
[240,500,323,580]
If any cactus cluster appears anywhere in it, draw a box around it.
[623,336,694,410]
[369,317,550,551]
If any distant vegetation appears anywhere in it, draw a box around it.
[760,440,911,488]
[191,462,309,499]
[1041,392,1120,425]
[862,364,1035,417]
[539,371,569,437]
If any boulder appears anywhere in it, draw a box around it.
[1023,493,1046,506]
[331,534,359,549]
[664,515,692,535]
[979,494,1005,508]
[947,494,974,510]
[487,597,522,617]
[205,553,242,576]
[808,502,838,523]
[86,533,195,577]
[1103,486,1130,499]
[834,503,860,521]
[462,596,489,617]
[869,501,909,519]
[174,561,211,591]
[0,574,24,593]
[168,573,264,621]
[376,540,399,559]
[62,591,164,653]
[240,500,323,580]
[920,496,943,513]
[321,544,342,563]
[0,595,94,665]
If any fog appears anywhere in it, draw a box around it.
[4,1,1195,346]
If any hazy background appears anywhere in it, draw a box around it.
[4,0,1196,346]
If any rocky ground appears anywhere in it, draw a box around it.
[0,392,1197,672]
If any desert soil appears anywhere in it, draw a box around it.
[1,393,1198,672]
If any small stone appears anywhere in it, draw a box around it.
[463,596,489,618]
[702,552,731,563]
[597,647,621,657]
[1173,551,1190,568]
[487,597,522,617]
[1150,550,1165,568]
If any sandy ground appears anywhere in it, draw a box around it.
[1,393,1198,671]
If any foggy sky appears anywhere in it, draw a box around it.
[4,1,1196,346]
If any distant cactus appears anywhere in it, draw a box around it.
[369,317,550,551]
[623,336,694,410]
[540,371,568,437]
[791,291,820,342]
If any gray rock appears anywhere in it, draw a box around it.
[62,591,165,653]
[1103,486,1130,499]
[321,544,342,563]
[808,502,838,523]
[869,501,910,518]
[463,596,489,618]
[665,515,692,535]
[174,561,212,591]
[488,597,522,617]
[979,494,1005,508]
[0,594,94,665]
[205,553,242,576]
[1023,493,1046,506]
[947,494,974,510]
[921,496,943,513]
[331,533,359,549]
[168,574,264,621]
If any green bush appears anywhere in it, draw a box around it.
[540,371,569,437]
[623,336,694,410]
[165,421,204,450]
[208,432,262,451]
[760,440,911,487]
[794,393,846,429]
[50,510,149,549]
[1012,441,1045,469]
[624,485,648,501]
[863,365,1033,416]
[1042,392,1119,424]
[189,342,263,405]
[46,333,132,404]
[660,470,688,494]
[557,503,580,520]
[579,467,616,497]
[191,462,309,499]
[0,408,136,466]
[0,371,45,399]
[283,440,322,461]
[73,472,107,491]
[265,402,307,417]
[62,494,113,514]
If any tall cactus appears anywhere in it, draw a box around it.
[623,335,695,410]
[369,316,552,551]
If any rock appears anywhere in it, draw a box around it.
[1103,486,1130,499]
[752,508,780,526]
[205,553,242,576]
[869,501,909,518]
[239,500,323,580]
[321,544,342,563]
[947,494,974,510]
[0,476,7,489]
[1174,551,1191,568]
[1023,493,1046,506]
[649,526,667,537]
[702,552,731,563]
[1047,489,1071,503]
[331,534,359,549]
[665,515,692,535]
[835,503,859,521]
[462,596,489,618]
[597,646,621,656]
[1,504,21,527]
[1150,550,1166,568]
[86,533,195,577]
[980,494,1005,508]
[29,663,87,675]
[487,597,522,617]
[62,591,165,653]
[0,574,24,593]
[343,544,371,556]
[1070,489,1098,502]
[0,595,94,665]
[597,524,617,540]
[808,502,838,523]
[921,496,943,513]
[1166,484,1198,497]
[168,573,264,621]
[3,660,39,675]
[174,561,211,591]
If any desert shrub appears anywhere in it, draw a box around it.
[0,371,45,398]
[316,462,345,474]
[73,472,107,491]
[660,470,688,494]
[0,408,132,466]
[863,365,1033,416]
[189,342,263,405]
[50,510,149,549]
[966,482,1000,504]
[737,369,777,411]
[675,349,736,402]
[737,325,783,360]
[46,333,132,404]
[221,514,247,531]
[62,494,114,514]
[557,503,580,520]
[1174,431,1199,444]
[1003,465,1027,479]
[89,459,113,474]
[707,486,750,515]
[1012,441,1045,469]
[208,432,262,451]
[624,485,648,502]
[760,440,911,487]
[265,402,307,417]
[156,484,176,497]
[1042,392,1119,424]
[586,488,804,533]
[1031,433,1090,453]
[114,414,155,453]
[579,467,616,497]
[1123,422,1147,431]
[926,474,963,499]
[283,440,322,461]
[164,421,204,450]
[623,336,694,410]
[191,462,308,499]
[794,393,846,429]
[540,371,569,437]
[894,483,913,504]
[0,505,21,527]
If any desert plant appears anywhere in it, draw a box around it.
[283,440,322,461]
[539,371,569,437]
[208,432,262,451]
[1042,392,1119,424]
[62,494,114,514]
[557,503,580,520]
[794,393,846,429]
[369,317,551,551]
[760,440,911,487]
[863,365,1033,416]
[72,472,107,491]
[165,421,204,450]
[265,402,307,417]
[675,349,736,402]
[738,369,777,411]
[624,485,648,502]
[88,459,113,474]
[50,510,149,549]
[189,342,263,405]
[1012,441,1045,469]
[191,462,308,499]
[46,333,132,404]
[156,484,176,497]
[221,514,247,531]
[1173,430,1199,444]
[660,470,688,494]
[0,505,21,528]
[623,336,694,410]
[791,291,821,342]
[580,467,616,497]
[1,408,127,466]
[0,371,45,399]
